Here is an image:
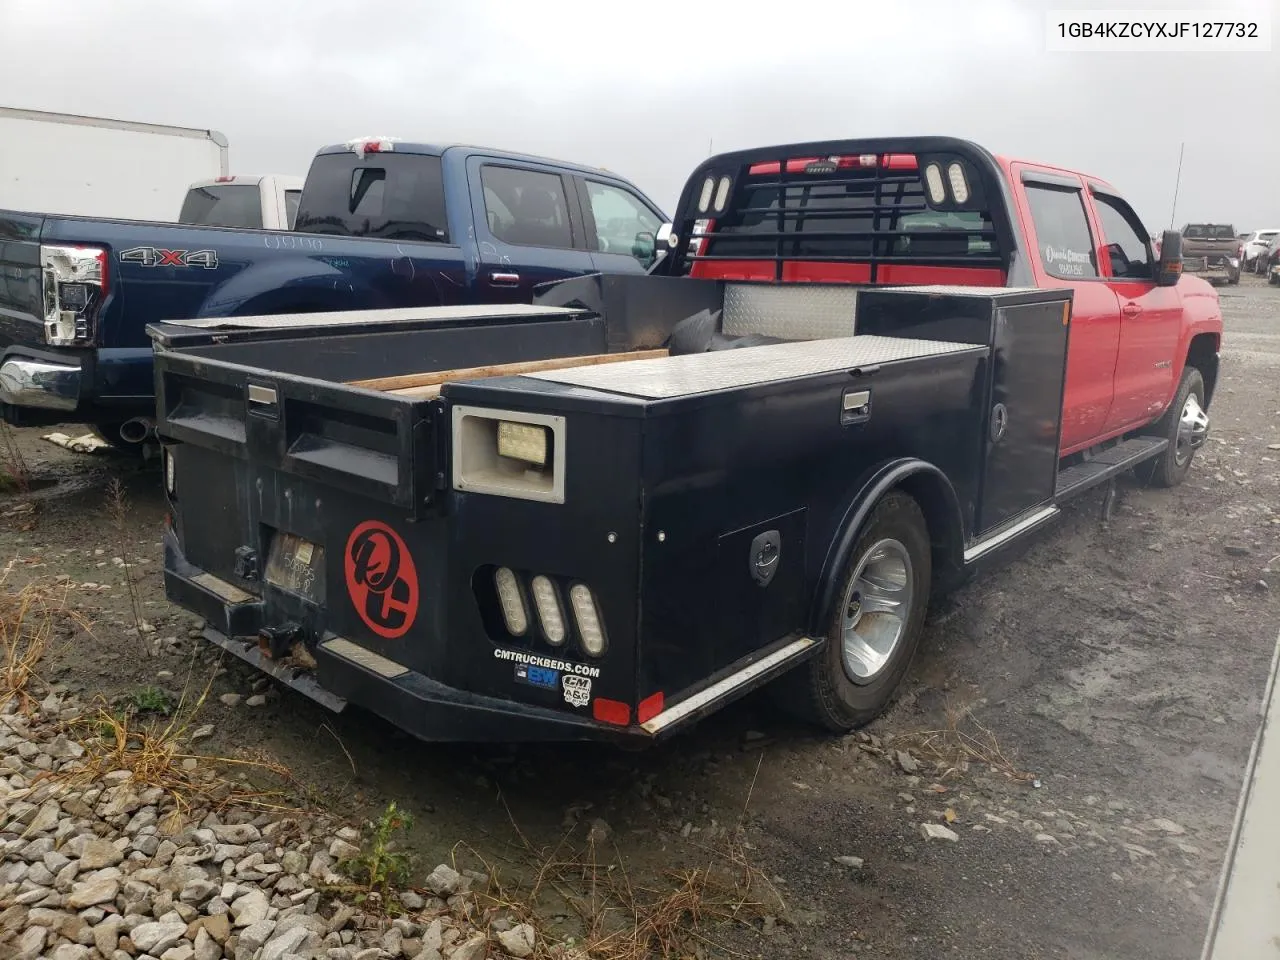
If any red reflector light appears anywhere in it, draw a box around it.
[882,153,919,170]
[363,141,384,153]
[748,161,781,176]
[785,157,820,173]
[637,692,664,724]
[592,698,631,726]
[215,175,235,182]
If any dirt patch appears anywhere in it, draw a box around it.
[1,279,1277,959]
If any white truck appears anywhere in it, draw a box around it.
[0,105,230,222]
[178,175,305,230]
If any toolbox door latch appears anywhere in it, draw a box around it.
[841,388,872,425]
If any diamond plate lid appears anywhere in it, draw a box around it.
[524,335,979,400]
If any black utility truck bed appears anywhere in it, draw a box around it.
[150,276,1119,743]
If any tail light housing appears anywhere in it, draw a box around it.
[41,245,109,346]
[689,219,714,258]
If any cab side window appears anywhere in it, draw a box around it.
[1092,193,1153,280]
[480,165,573,248]
[584,180,662,261]
[1025,184,1098,280]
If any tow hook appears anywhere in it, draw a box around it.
[258,622,302,661]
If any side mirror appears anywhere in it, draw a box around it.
[633,230,656,266]
[1156,230,1183,286]
[656,222,675,249]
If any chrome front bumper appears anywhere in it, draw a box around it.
[0,358,81,411]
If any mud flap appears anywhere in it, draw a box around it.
[202,628,348,713]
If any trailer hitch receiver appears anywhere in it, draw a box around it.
[258,621,302,661]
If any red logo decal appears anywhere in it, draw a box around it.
[344,521,419,639]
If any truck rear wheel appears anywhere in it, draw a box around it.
[1136,366,1207,488]
[783,491,932,732]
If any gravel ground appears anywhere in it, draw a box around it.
[0,277,1276,959]
[0,689,519,960]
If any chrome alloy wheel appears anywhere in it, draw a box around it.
[841,538,914,684]
[1176,393,1209,466]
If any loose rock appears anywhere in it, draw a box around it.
[497,922,537,958]
[423,864,462,897]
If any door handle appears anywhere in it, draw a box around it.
[489,271,520,286]
[1121,303,1143,318]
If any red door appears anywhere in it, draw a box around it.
[1086,188,1183,432]
[1013,166,1122,454]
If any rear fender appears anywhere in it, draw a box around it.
[808,458,966,635]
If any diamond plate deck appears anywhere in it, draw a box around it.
[721,283,859,339]
[525,335,980,400]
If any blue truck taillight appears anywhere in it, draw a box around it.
[41,244,109,346]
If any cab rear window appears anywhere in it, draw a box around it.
[294,153,449,242]
[179,185,263,229]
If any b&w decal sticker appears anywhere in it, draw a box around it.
[562,674,592,708]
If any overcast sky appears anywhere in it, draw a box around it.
[1,0,1276,232]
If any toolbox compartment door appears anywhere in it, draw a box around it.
[155,350,438,517]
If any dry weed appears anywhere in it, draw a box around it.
[0,422,31,495]
[0,569,85,713]
[895,698,1036,783]
[467,756,785,960]
[63,657,296,828]
[106,477,148,637]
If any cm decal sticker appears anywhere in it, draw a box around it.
[344,521,419,639]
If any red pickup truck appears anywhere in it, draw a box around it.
[656,137,1223,486]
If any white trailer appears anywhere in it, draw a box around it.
[0,106,229,222]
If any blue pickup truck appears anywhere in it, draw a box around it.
[0,137,668,446]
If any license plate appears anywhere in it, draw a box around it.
[265,532,326,603]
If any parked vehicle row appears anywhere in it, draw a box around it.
[1247,234,1280,283]
[1241,227,1279,271]
[148,136,1221,744]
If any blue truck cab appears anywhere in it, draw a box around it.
[0,137,668,444]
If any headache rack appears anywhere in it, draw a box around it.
[665,137,1018,283]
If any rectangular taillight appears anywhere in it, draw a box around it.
[452,406,566,504]
[41,244,109,346]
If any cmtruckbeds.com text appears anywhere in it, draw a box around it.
[493,647,602,679]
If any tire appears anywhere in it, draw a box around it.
[1135,366,1207,488]
[780,491,932,732]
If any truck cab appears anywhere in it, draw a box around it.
[653,138,1222,470]
[179,175,305,231]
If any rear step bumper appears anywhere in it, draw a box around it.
[164,535,819,745]
[202,622,641,743]
[162,535,638,743]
